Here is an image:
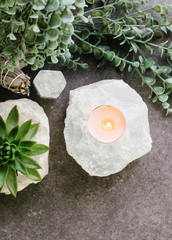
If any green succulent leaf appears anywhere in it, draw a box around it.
[11,139,21,147]
[28,144,49,156]
[24,168,42,181]
[17,120,32,139]
[7,126,19,142]
[15,158,28,175]
[6,106,19,133]
[8,160,16,170]
[0,164,8,188]
[0,116,7,139]
[20,141,36,148]
[6,167,17,197]
[19,155,42,169]
[17,147,32,155]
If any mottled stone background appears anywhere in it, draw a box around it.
[0,1,172,239]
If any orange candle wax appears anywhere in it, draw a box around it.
[88,105,125,143]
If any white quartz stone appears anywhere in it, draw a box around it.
[0,99,50,194]
[64,80,152,177]
[33,70,66,99]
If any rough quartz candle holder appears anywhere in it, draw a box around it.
[64,80,152,177]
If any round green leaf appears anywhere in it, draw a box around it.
[153,4,162,13]
[33,1,45,10]
[63,23,74,35]
[6,0,15,7]
[37,17,48,30]
[47,40,58,49]
[16,0,28,6]
[45,0,59,11]
[75,0,86,8]
[144,77,156,86]
[49,13,61,28]
[165,77,172,84]
[61,35,72,45]
[159,94,168,102]
[25,29,36,44]
[104,51,115,61]
[132,62,139,67]
[61,8,74,23]
[104,5,116,14]
[153,86,165,95]
[47,29,59,41]
[25,55,36,65]
[93,47,104,60]
[114,57,121,67]
[92,10,103,17]
[81,42,92,54]
[17,49,24,60]
[162,102,170,109]
[154,31,163,40]
[69,44,78,53]
[3,46,16,56]
[81,29,90,39]
[62,0,75,4]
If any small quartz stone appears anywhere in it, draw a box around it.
[33,70,66,99]
[64,80,152,177]
[0,99,50,195]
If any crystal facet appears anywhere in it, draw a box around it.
[33,70,66,99]
[64,80,152,177]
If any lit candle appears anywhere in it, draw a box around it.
[88,105,125,143]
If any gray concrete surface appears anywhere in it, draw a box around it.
[1,2,172,240]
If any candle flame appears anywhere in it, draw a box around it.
[101,118,114,131]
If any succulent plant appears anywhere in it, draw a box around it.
[0,105,49,197]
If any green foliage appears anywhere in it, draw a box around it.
[0,106,49,197]
[0,0,85,71]
[1,0,172,114]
